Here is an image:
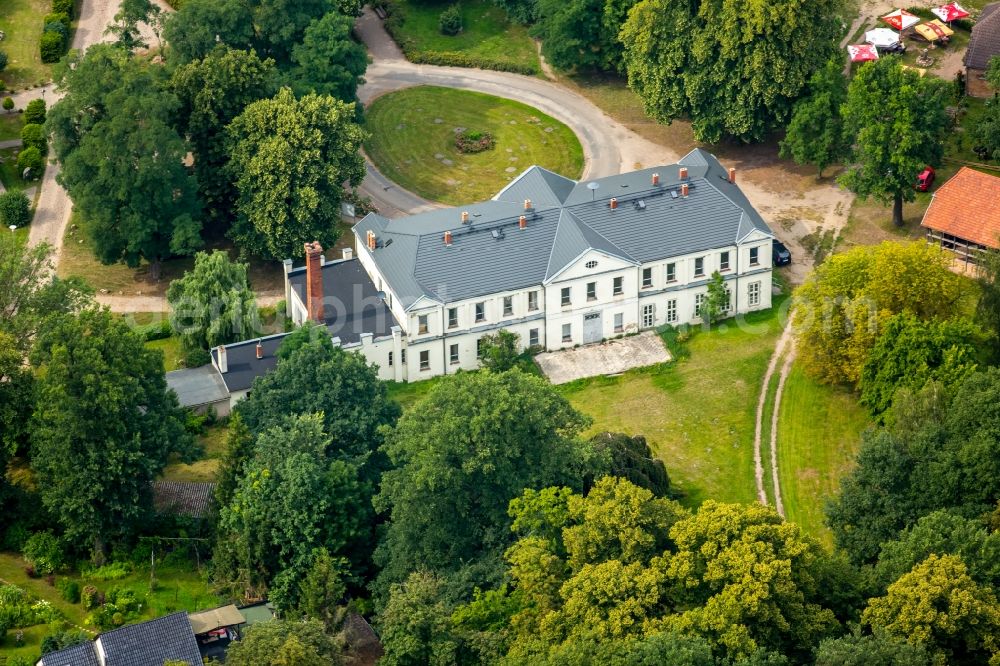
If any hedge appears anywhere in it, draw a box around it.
[24,99,46,125]
[39,30,65,64]
[133,319,173,342]
[51,0,73,19]
[21,123,47,153]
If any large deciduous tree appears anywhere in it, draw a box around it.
[793,241,967,386]
[225,88,366,260]
[780,60,850,177]
[814,631,930,666]
[167,249,260,352]
[29,308,193,555]
[620,0,842,142]
[839,58,951,227]
[532,0,635,73]
[171,46,277,233]
[161,0,255,65]
[373,369,609,599]
[288,13,367,105]
[225,618,342,666]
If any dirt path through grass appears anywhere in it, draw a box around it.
[753,323,792,506]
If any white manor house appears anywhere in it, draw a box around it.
[167,148,775,412]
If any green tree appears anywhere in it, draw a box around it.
[378,570,460,666]
[780,60,849,177]
[0,191,31,229]
[701,271,729,324]
[106,0,161,51]
[16,146,43,178]
[590,432,670,497]
[215,413,368,607]
[793,241,967,386]
[212,413,254,510]
[863,554,1000,664]
[971,98,1000,162]
[620,0,842,143]
[225,618,341,666]
[374,369,608,597]
[297,548,349,630]
[170,46,277,232]
[167,250,260,352]
[858,313,979,420]
[814,631,930,666]
[24,99,45,125]
[839,58,951,227]
[478,329,520,372]
[29,308,193,554]
[20,124,47,154]
[225,88,365,259]
[988,55,1000,90]
[2,97,13,112]
[289,12,368,104]
[532,0,633,73]
[161,0,255,65]
[977,249,1000,362]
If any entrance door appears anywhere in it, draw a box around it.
[583,312,602,344]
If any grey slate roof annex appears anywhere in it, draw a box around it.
[37,642,101,666]
[354,149,772,310]
[966,2,1000,70]
[97,611,202,666]
[166,365,229,408]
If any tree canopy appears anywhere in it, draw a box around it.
[839,58,951,227]
[225,617,342,666]
[288,12,367,104]
[620,0,843,142]
[780,59,849,177]
[225,88,366,259]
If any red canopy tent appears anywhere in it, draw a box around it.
[881,8,920,31]
[931,2,970,22]
[847,44,880,62]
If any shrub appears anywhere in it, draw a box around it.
[133,318,173,342]
[56,579,80,604]
[83,561,130,581]
[438,4,463,35]
[41,628,89,655]
[184,347,211,367]
[43,12,69,26]
[22,532,65,575]
[16,146,44,178]
[455,129,496,153]
[21,123,47,153]
[405,49,538,75]
[39,31,65,64]
[24,99,45,125]
[0,51,7,74]
[51,0,74,19]
[0,191,31,228]
[2,97,13,112]
[43,21,68,42]
[81,585,100,610]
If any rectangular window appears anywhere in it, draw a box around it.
[475,302,485,322]
[448,307,458,328]
[694,257,704,277]
[748,281,761,306]
[666,263,676,283]
[642,304,655,328]
[503,296,513,317]
[720,251,730,271]
[562,323,572,342]
[528,291,539,311]
[695,293,705,317]
[614,313,624,333]
[587,282,597,301]
[419,350,430,371]
[613,276,624,295]
[666,299,677,323]
[642,267,653,288]
[449,343,459,364]
[401,349,406,364]
[388,351,394,367]
[476,338,483,358]
[723,288,732,312]
[529,328,539,346]
[417,314,428,334]
[750,247,759,266]
[561,287,571,307]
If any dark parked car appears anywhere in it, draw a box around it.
[772,240,791,266]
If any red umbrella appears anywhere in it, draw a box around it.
[881,8,920,31]
[847,44,880,62]
[931,2,969,22]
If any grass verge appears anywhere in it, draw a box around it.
[364,85,583,204]
[0,0,53,91]
[0,112,24,141]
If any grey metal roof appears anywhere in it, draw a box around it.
[354,149,773,310]
[97,612,202,666]
[38,642,100,666]
[212,332,288,394]
[166,365,229,408]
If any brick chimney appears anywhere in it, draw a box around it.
[305,241,324,323]
[610,197,617,210]
[524,199,532,210]
[216,345,228,373]
[652,173,660,186]
[461,211,469,224]
[681,183,689,198]
[679,167,688,180]
[728,167,736,183]
[256,340,264,359]
[519,214,527,229]
[444,230,453,245]
[366,230,376,251]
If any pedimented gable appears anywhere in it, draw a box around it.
[547,249,638,284]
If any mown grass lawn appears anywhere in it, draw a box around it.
[0,144,42,191]
[0,111,24,141]
[775,363,870,547]
[387,0,538,73]
[364,86,583,204]
[0,0,53,91]
[161,420,230,483]
[559,298,789,508]
[146,336,184,372]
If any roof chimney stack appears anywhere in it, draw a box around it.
[652,173,660,186]
[444,230,453,246]
[681,183,689,198]
[610,197,617,210]
[728,167,736,184]
[366,230,376,251]
[342,247,353,261]
[304,241,324,322]
[524,199,532,210]
[519,214,527,229]
[461,211,469,224]
[679,167,688,180]
[216,345,228,373]
[256,341,264,359]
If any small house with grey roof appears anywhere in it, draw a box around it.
[267,147,774,382]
